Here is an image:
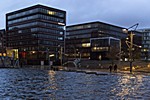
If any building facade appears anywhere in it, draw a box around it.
[139,29,150,61]
[90,37,121,60]
[6,4,66,65]
[66,21,127,60]
[0,29,6,56]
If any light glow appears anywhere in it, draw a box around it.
[48,11,55,15]
[82,43,91,47]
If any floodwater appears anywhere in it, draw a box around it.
[0,68,150,99]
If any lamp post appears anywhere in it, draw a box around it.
[129,32,134,73]
[123,23,139,73]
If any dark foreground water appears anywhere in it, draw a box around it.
[0,69,150,100]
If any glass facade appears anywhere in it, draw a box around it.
[8,14,64,25]
[9,21,64,30]
[8,7,64,20]
[66,22,126,60]
[0,29,6,55]
[139,29,150,61]
[90,37,120,60]
[6,4,66,64]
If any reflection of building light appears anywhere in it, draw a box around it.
[114,75,144,97]
[48,70,58,90]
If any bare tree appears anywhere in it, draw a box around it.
[106,45,120,65]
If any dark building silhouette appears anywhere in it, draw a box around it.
[0,29,6,56]
[90,37,120,60]
[66,21,126,60]
[6,4,66,65]
[138,29,150,61]
[66,21,142,60]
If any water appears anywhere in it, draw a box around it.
[0,68,150,99]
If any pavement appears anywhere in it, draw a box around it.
[60,66,150,76]
[1,64,150,75]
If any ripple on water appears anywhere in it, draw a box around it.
[0,69,150,99]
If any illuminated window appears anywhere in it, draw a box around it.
[83,53,90,57]
[82,43,91,47]
[92,47,109,51]
[48,11,55,15]
[143,49,149,52]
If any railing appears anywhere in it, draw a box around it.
[63,58,81,68]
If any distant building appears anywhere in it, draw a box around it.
[138,29,150,61]
[66,21,126,60]
[0,29,6,56]
[6,4,66,65]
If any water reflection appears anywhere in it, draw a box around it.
[0,69,150,99]
[48,70,58,90]
[112,74,149,99]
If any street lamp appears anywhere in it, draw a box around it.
[123,23,139,73]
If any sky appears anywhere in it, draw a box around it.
[0,0,150,29]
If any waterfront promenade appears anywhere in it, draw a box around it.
[0,59,150,74]
[61,59,150,74]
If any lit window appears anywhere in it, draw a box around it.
[48,11,55,15]
[58,23,65,25]
[82,43,91,47]
[143,49,149,52]
[92,47,109,51]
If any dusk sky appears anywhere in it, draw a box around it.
[0,0,150,29]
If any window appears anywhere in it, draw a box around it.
[82,43,91,47]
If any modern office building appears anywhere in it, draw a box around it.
[6,4,66,65]
[66,21,127,60]
[66,21,143,60]
[90,37,121,60]
[139,29,150,61]
[0,29,6,56]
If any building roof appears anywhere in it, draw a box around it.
[66,21,126,29]
[6,4,66,15]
